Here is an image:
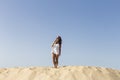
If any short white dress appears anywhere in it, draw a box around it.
[51,43,59,54]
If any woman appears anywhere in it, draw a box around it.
[51,36,62,68]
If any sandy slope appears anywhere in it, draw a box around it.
[0,66,120,80]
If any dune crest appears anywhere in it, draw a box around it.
[0,66,120,80]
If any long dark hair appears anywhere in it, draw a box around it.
[54,36,62,45]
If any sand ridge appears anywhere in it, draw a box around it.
[0,66,120,80]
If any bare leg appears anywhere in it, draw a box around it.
[55,54,59,68]
[52,53,56,68]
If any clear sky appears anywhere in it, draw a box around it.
[0,0,120,69]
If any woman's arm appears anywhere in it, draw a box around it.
[59,44,61,56]
[52,40,55,47]
[52,42,54,47]
[52,39,57,47]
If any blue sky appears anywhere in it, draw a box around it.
[0,0,120,69]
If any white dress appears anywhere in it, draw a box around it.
[51,44,59,54]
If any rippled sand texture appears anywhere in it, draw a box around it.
[0,66,120,80]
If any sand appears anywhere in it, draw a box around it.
[0,66,120,80]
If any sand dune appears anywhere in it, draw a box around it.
[0,66,120,80]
